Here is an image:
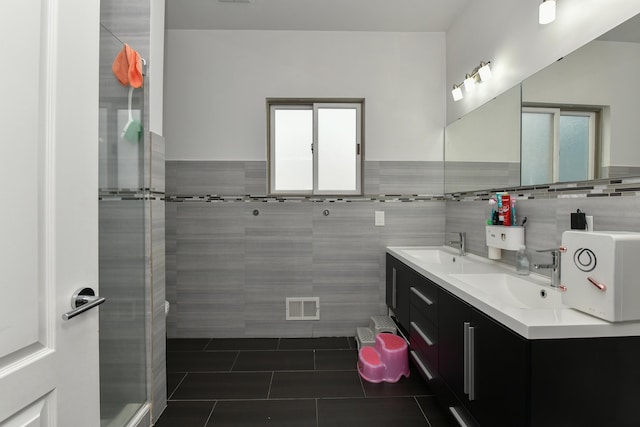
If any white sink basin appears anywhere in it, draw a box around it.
[449,273,566,310]
[401,248,462,265]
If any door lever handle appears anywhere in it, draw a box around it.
[63,287,106,321]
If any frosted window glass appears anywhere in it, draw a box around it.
[274,109,313,192]
[558,115,589,182]
[317,108,357,192]
[521,112,553,185]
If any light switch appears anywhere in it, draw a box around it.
[375,210,385,227]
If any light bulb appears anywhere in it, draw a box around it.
[539,0,556,25]
[464,75,476,92]
[478,63,492,82]
[452,85,463,101]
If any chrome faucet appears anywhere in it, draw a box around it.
[533,246,567,290]
[448,232,466,256]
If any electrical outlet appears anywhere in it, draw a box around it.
[375,211,385,227]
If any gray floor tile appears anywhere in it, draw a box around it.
[154,401,215,427]
[206,399,317,427]
[314,349,358,371]
[204,338,279,351]
[269,371,364,398]
[278,337,351,350]
[415,396,458,427]
[171,372,272,400]
[361,366,433,397]
[167,351,238,373]
[167,373,186,397]
[232,350,315,371]
[317,397,429,427]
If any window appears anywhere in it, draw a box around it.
[521,106,598,186]
[268,100,363,196]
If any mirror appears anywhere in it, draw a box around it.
[444,13,640,194]
[444,85,521,194]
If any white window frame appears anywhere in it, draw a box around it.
[522,106,596,184]
[268,100,363,196]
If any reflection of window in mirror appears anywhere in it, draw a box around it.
[521,106,598,186]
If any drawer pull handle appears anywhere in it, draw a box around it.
[410,287,433,306]
[449,407,471,427]
[410,321,434,347]
[463,322,470,394]
[410,350,433,380]
[392,268,397,308]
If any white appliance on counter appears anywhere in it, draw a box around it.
[561,231,640,322]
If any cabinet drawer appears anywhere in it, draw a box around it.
[410,308,438,373]
[409,277,438,324]
[407,270,437,303]
[410,349,437,383]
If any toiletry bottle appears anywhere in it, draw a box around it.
[497,193,503,225]
[516,245,530,275]
[502,193,511,226]
[511,197,516,226]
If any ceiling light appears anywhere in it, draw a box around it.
[539,0,556,25]
[451,85,463,102]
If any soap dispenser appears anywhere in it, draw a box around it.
[516,245,530,275]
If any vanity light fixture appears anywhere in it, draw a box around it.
[539,0,556,25]
[464,74,476,92]
[451,84,464,101]
[451,61,492,101]
[477,62,492,82]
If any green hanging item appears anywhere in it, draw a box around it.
[122,86,142,142]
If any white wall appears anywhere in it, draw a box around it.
[446,0,640,124]
[149,0,165,135]
[164,30,445,161]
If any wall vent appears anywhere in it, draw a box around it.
[286,297,320,321]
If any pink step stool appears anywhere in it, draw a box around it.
[357,333,410,383]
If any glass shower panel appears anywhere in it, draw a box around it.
[98,24,147,427]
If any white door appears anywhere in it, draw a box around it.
[0,1,101,426]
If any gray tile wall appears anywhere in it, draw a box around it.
[602,166,640,178]
[444,161,520,194]
[165,160,446,338]
[166,200,445,338]
[99,200,148,420]
[149,197,166,425]
[445,195,640,273]
[166,160,444,196]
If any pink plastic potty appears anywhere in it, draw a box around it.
[376,333,410,382]
[357,333,409,383]
[357,346,385,383]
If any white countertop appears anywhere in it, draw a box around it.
[387,246,640,340]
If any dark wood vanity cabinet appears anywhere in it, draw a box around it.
[385,254,640,427]
[439,288,528,427]
[385,254,411,333]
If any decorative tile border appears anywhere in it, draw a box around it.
[447,176,640,201]
[99,189,165,201]
[164,194,445,203]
